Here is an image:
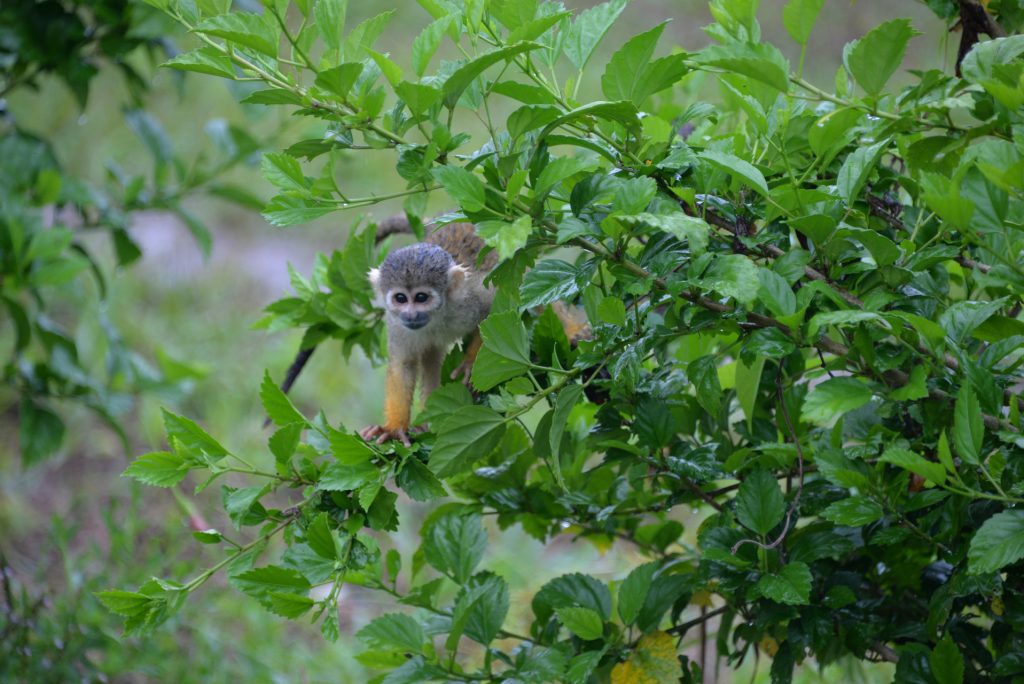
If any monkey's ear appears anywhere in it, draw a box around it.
[447,265,468,294]
[368,268,381,290]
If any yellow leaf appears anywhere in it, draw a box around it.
[759,635,780,657]
[610,631,682,684]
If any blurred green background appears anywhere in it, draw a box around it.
[1,1,951,681]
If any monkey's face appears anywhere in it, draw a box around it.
[385,286,444,330]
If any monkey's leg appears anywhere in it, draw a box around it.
[550,301,592,344]
[418,347,445,406]
[359,356,416,446]
[450,330,483,385]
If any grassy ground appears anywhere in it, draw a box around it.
[0,1,946,680]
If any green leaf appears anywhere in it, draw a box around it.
[262,152,309,193]
[429,406,506,476]
[556,606,604,640]
[314,63,363,98]
[533,573,612,622]
[423,511,487,583]
[735,469,785,536]
[616,212,709,255]
[700,150,769,198]
[696,42,790,92]
[537,101,640,140]
[319,459,378,491]
[782,0,824,45]
[357,613,426,653]
[412,16,452,76]
[306,512,337,560]
[368,49,403,87]
[442,42,542,108]
[837,139,888,205]
[163,47,236,78]
[879,446,946,485]
[548,384,584,463]
[267,592,315,618]
[968,510,1024,575]
[433,166,486,212]
[18,399,65,465]
[757,269,796,317]
[800,377,873,424]
[260,370,307,426]
[269,422,303,463]
[122,451,189,488]
[953,384,984,465]
[689,355,722,415]
[807,310,886,339]
[535,156,596,199]
[420,382,473,427]
[520,259,583,310]
[937,431,956,475]
[705,254,760,307]
[231,566,310,602]
[396,458,448,501]
[618,562,658,626]
[458,572,510,646]
[601,23,688,106]
[195,12,279,57]
[314,0,347,49]
[262,197,337,226]
[822,496,883,526]
[597,296,627,326]
[472,311,531,391]
[162,409,228,458]
[96,590,155,617]
[475,216,532,261]
[736,356,765,431]
[562,0,627,70]
[507,104,562,139]
[756,562,812,605]
[931,633,965,684]
[846,18,919,96]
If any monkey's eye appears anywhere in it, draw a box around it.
[394,293,408,304]
[414,292,429,303]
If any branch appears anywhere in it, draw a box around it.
[666,605,730,637]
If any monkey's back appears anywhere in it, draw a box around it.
[425,223,499,272]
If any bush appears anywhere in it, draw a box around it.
[107,0,1024,682]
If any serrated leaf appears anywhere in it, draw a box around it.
[314,63,363,98]
[533,573,612,622]
[736,469,785,536]
[122,451,189,488]
[315,0,347,49]
[162,409,228,458]
[953,384,984,465]
[968,510,1024,575]
[195,12,279,57]
[618,562,658,626]
[357,612,426,653]
[756,562,811,605]
[879,446,946,485]
[837,139,889,205]
[757,269,796,317]
[557,606,604,640]
[433,165,486,212]
[610,631,682,684]
[268,422,303,463]
[412,16,452,76]
[800,377,873,424]
[700,150,769,198]
[267,592,315,618]
[782,0,824,45]
[423,511,487,583]
[319,459,378,491]
[931,633,965,684]
[472,311,531,391]
[306,512,337,560]
[520,260,583,309]
[821,496,883,526]
[96,590,155,617]
[396,457,448,501]
[563,0,627,70]
[231,565,310,602]
[443,42,542,108]
[429,405,506,476]
[163,47,236,78]
[705,254,760,307]
[260,370,307,426]
[262,152,308,193]
[846,18,919,96]
[475,216,532,261]
[616,212,709,255]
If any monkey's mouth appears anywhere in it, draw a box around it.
[402,319,428,330]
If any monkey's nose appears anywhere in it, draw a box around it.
[401,313,428,330]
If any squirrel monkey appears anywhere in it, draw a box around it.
[359,222,497,446]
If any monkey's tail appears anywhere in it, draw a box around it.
[263,346,316,427]
[375,214,414,243]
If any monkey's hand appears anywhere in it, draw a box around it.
[359,424,412,447]
[449,358,475,386]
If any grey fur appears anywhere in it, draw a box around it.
[377,243,454,292]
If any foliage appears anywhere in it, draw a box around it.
[111,0,1023,681]
[0,0,269,464]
